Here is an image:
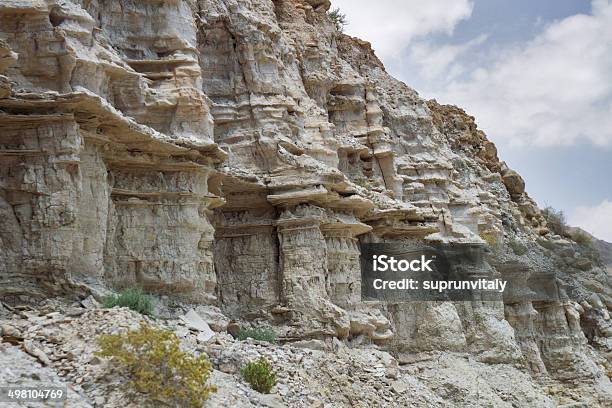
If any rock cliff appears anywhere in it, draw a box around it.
[0,0,610,406]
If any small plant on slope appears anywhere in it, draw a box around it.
[509,239,527,256]
[237,326,277,343]
[571,230,592,248]
[97,323,216,407]
[328,7,348,32]
[103,287,154,316]
[542,206,568,237]
[241,357,277,394]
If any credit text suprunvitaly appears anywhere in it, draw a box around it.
[370,255,507,293]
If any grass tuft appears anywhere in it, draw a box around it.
[241,357,277,394]
[238,327,277,344]
[103,288,154,316]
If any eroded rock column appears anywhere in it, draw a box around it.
[321,212,371,308]
[0,114,82,299]
[276,204,349,338]
[213,195,280,317]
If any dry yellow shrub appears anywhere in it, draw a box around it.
[97,323,216,407]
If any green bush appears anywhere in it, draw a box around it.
[328,8,347,32]
[238,327,277,344]
[241,357,277,394]
[509,239,527,256]
[542,206,567,237]
[97,323,216,407]
[103,288,154,316]
[571,230,592,247]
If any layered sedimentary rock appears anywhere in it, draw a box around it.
[1,0,610,404]
[0,0,226,303]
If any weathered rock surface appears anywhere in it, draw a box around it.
[0,303,562,407]
[0,0,611,406]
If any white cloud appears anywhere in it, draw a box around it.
[432,0,612,147]
[332,0,474,58]
[330,0,612,240]
[568,200,612,242]
[409,34,487,81]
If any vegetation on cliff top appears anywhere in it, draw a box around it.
[328,8,348,32]
[542,206,568,237]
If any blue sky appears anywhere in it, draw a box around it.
[333,0,612,241]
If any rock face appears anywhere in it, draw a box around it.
[0,0,611,405]
[0,303,560,407]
